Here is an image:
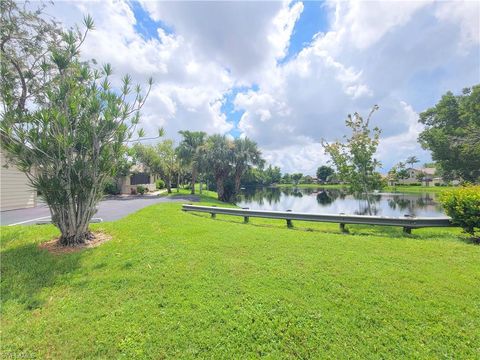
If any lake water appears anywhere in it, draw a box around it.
[237,187,446,217]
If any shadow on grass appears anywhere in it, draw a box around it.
[462,236,480,245]
[1,242,81,310]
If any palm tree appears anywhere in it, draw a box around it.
[177,131,206,194]
[204,134,234,201]
[232,138,264,194]
[406,156,419,169]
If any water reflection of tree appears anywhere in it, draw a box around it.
[291,190,303,198]
[316,191,333,205]
[352,193,380,215]
[316,189,344,206]
[241,187,281,205]
[387,193,439,216]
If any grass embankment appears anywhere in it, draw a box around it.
[1,191,479,358]
[384,185,455,194]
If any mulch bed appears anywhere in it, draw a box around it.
[39,232,112,255]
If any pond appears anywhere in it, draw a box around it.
[237,187,446,217]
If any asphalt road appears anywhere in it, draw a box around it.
[0,195,199,226]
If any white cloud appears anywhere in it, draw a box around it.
[233,0,479,173]
[327,0,432,50]
[45,0,479,174]
[435,0,480,51]
[47,0,235,141]
[141,0,302,84]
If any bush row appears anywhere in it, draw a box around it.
[440,186,480,238]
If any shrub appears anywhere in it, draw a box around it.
[136,185,146,195]
[156,179,165,190]
[440,186,480,238]
[103,179,120,195]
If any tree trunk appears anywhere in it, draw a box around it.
[177,173,180,193]
[234,172,242,195]
[50,197,96,246]
[167,176,172,194]
[191,167,197,194]
[216,177,224,201]
[199,179,203,194]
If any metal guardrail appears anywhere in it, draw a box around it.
[182,204,454,233]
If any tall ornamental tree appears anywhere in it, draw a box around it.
[232,137,264,194]
[322,106,383,198]
[316,165,334,182]
[177,130,206,194]
[418,85,480,183]
[291,173,303,185]
[0,1,152,246]
[204,134,234,201]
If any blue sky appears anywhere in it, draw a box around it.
[131,1,172,40]
[58,0,480,174]
[281,1,330,63]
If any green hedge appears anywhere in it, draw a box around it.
[155,179,165,190]
[103,179,120,195]
[441,186,480,237]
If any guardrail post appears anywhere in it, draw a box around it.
[242,207,249,223]
[286,210,293,228]
[403,215,413,234]
[339,223,348,233]
[211,205,217,219]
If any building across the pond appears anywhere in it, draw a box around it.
[388,167,448,187]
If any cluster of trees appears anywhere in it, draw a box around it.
[387,156,421,184]
[132,132,264,202]
[241,165,281,186]
[280,173,317,185]
[418,85,480,183]
[240,165,338,186]
[388,85,480,185]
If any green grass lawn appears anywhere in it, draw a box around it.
[1,192,479,359]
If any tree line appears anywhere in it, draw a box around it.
[130,132,264,202]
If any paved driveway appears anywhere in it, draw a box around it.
[0,195,199,226]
